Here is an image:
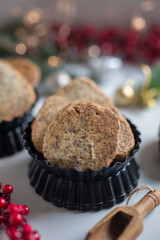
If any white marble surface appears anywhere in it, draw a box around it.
[0,75,160,240]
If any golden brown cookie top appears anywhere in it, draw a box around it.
[31,95,69,153]
[43,101,120,171]
[0,60,36,122]
[7,57,41,87]
[55,77,113,108]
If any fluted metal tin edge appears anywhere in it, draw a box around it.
[0,114,33,158]
[28,157,139,211]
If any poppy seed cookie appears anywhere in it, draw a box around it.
[43,101,120,171]
[114,110,135,159]
[55,77,113,107]
[7,57,41,87]
[104,105,135,158]
[55,77,135,159]
[31,95,69,153]
[0,60,36,122]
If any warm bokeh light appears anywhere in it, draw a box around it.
[132,16,146,31]
[140,0,155,12]
[15,43,27,55]
[48,56,62,67]
[88,45,101,58]
[25,9,42,24]
[56,0,76,17]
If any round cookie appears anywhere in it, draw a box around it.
[96,103,135,159]
[31,95,69,153]
[7,57,41,87]
[43,101,120,171]
[55,77,135,159]
[55,77,113,108]
[0,60,36,122]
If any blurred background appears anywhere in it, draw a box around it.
[1,0,160,26]
[0,0,160,107]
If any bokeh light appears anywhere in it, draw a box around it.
[15,43,27,55]
[48,56,62,67]
[132,16,146,31]
[88,45,101,58]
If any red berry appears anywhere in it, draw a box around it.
[0,182,40,240]
[0,214,4,224]
[23,205,29,215]
[6,226,21,240]
[26,231,40,240]
[6,226,15,238]
[6,226,13,237]
[22,224,33,239]
[7,204,18,214]
[0,197,6,208]
[3,184,13,194]
[9,212,24,226]
[23,224,32,233]
[17,204,29,215]
[17,204,24,213]
[33,231,40,240]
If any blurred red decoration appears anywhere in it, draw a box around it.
[142,25,160,63]
[50,22,160,63]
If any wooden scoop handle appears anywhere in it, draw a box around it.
[132,189,160,218]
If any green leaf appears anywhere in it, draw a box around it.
[150,64,160,90]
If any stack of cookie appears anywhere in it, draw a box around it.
[0,58,40,157]
[24,77,141,211]
[31,77,135,170]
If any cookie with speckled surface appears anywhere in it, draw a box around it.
[43,101,120,171]
[0,60,36,122]
[55,77,113,108]
[55,77,134,159]
[97,103,135,159]
[31,95,69,153]
[7,57,41,87]
[113,108,135,159]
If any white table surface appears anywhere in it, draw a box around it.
[0,68,160,240]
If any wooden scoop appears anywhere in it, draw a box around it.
[86,189,160,240]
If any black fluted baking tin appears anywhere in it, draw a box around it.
[24,119,141,211]
[0,114,33,158]
[0,113,32,133]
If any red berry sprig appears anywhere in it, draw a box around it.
[0,183,40,240]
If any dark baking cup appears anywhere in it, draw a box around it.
[0,89,38,133]
[0,113,32,133]
[23,119,141,211]
[0,114,33,158]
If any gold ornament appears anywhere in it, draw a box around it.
[115,85,136,107]
[140,88,159,108]
[139,63,156,108]
[114,63,159,108]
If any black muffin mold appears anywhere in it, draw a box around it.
[24,119,141,211]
